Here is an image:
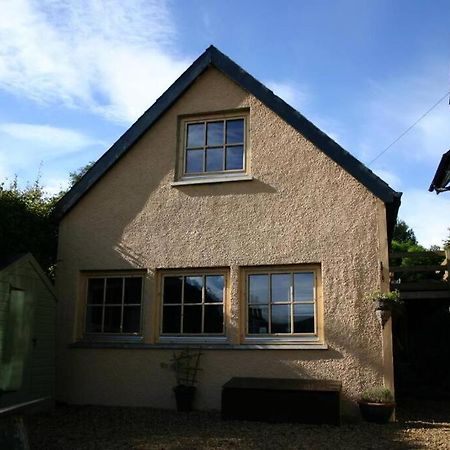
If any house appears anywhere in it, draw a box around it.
[429,149,450,193]
[54,46,401,419]
[0,253,55,410]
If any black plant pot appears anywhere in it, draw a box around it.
[375,299,391,311]
[173,385,196,412]
[358,401,395,423]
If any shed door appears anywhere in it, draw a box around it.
[0,289,33,394]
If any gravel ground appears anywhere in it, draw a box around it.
[27,398,450,450]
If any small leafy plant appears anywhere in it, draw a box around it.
[365,290,403,314]
[364,290,401,304]
[361,386,394,403]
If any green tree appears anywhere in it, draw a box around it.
[443,228,450,249]
[67,161,95,187]
[0,162,94,276]
[391,219,443,282]
[393,219,417,245]
[0,177,57,274]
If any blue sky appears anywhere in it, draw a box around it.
[0,0,449,246]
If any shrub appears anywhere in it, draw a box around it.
[361,386,394,403]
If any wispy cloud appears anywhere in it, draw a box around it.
[358,69,450,165]
[266,80,310,110]
[0,123,103,151]
[0,122,102,188]
[0,0,190,124]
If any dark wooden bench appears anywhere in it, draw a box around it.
[222,377,342,425]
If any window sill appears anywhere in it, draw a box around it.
[171,174,253,186]
[69,341,328,350]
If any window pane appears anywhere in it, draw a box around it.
[294,273,314,301]
[184,276,203,303]
[226,119,244,144]
[122,306,141,333]
[162,305,181,333]
[87,278,104,304]
[207,121,224,146]
[187,123,205,147]
[124,278,142,304]
[248,274,269,304]
[204,305,223,333]
[105,278,123,304]
[205,275,224,303]
[183,305,202,333]
[271,274,291,303]
[206,147,224,172]
[103,306,121,333]
[163,277,182,304]
[294,304,315,333]
[225,146,244,170]
[271,304,291,333]
[248,306,269,334]
[86,306,103,332]
[186,149,204,173]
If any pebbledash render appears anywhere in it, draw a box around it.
[54,46,401,419]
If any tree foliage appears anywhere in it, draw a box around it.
[392,220,417,245]
[0,162,94,277]
[443,228,450,249]
[67,161,95,188]
[391,219,444,282]
[0,178,58,275]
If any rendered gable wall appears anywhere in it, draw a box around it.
[56,67,391,418]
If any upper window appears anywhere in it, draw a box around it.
[161,272,226,336]
[245,269,319,338]
[183,117,245,176]
[85,275,142,335]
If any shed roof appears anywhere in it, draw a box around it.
[53,45,401,234]
[0,253,56,299]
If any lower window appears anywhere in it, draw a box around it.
[161,271,226,335]
[245,268,319,338]
[85,275,142,335]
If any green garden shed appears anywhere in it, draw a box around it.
[0,253,56,410]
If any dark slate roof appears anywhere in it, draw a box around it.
[429,149,450,193]
[53,45,402,231]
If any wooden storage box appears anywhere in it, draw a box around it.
[222,377,342,425]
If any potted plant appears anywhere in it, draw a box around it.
[358,386,395,423]
[365,290,401,310]
[364,290,402,326]
[161,348,202,412]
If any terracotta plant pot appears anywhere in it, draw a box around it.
[173,385,196,412]
[358,401,395,423]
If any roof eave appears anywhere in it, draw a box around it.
[429,149,450,193]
